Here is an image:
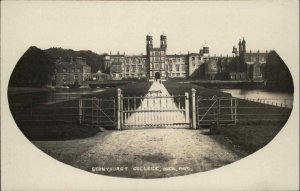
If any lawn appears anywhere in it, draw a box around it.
[163,81,231,98]
[82,81,152,99]
[217,124,285,154]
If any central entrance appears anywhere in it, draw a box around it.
[155,72,161,80]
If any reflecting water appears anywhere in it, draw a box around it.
[219,89,294,108]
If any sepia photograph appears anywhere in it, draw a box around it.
[1,1,299,190]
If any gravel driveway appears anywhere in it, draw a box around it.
[66,128,247,178]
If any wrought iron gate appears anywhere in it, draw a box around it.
[120,93,191,129]
[197,96,237,126]
[79,97,116,127]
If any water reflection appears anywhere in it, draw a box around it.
[220,89,294,108]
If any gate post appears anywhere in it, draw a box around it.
[79,98,82,125]
[185,92,190,126]
[191,88,197,129]
[117,88,122,130]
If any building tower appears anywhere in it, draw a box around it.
[242,37,246,53]
[146,34,153,54]
[160,34,167,51]
[238,39,243,55]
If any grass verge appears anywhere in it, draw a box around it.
[217,124,284,154]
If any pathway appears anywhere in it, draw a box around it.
[69,128,246,178]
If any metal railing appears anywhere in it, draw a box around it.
[119,92,190,129]
[197,96,237,126]
[79,97,116,127]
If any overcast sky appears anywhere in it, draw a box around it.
[2,1,299,57]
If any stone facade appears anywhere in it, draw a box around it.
[106,35,268,81]
[53,57,91,86]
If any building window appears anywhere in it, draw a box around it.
[74,75,78,80]
[132,65,136,72]
[177,73,180,76]
[169,64,172,72]
[155,64,159,69]
[76,69,80,73]
[63,75,67,80]
[112,64,121,73]
[181,65,186,71]
[126,66,130,72]
[176,65,180,71]
[71,68,75,72]
[63,69,66,73]
[138,65,142,71]
[192,57,195,61]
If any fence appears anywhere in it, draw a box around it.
[197,96,237,126]
[8,88,293,129]
[119,92,190,129]
[235,98,292,123]
[79,97,116,128]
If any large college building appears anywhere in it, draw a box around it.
[107,34,268,82]
[53,34,269,86]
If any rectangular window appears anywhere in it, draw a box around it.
[176,65,180,71]
[169,64,172,72]
[74,75,78,80]
[192,57,195,61]
[181,65,186,71]
[155,64,159,69]
[71,68,75,72]
[138,65,142,71]
[126,66,130,72]
[132,65,136,72]
[76,69,80,73]
[63,75,67,80]
[63,69,66,72]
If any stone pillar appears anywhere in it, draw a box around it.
[191,88,197,129]
[185,92,190,126]
[117,88,122,130]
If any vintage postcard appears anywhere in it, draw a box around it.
[1,1,299,190]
